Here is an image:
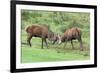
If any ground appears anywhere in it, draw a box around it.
[21,31,90,63]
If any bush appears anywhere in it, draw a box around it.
[21,10,90,34]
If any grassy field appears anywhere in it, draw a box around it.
[21,31,90,63]
[21,10,90,63]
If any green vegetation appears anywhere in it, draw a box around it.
[21,10,90,63]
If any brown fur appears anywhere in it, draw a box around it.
[26,24,50,48]
[61,27,83,51]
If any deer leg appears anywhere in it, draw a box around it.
[63,42,67,48]
[27,34,32,47]
[63,39,68,48]
[52,40,57,45]
[71,40,74,49]
[42,38,44,49]
[44,39,48,49]
[78,38,83,51]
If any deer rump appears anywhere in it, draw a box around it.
[26,25,49,49]
[61,27,83,51]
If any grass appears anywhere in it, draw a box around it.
[21,31,90,63]
[21,10,90,63]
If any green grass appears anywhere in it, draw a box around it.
[21,31,90,63]
[21,47,89,63]
[21,10,90,63]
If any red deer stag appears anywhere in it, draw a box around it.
[26,24,61,49]
[59,27,83,51]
